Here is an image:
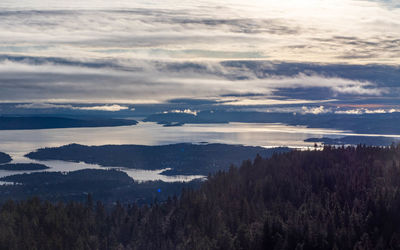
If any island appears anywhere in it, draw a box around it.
[0,169,201,204]
[0,163,50,171]
[26,143,290,175]
[0,152,12,164]
[0,117,138,130]
[305,136,400,147]
[162,122,185,127]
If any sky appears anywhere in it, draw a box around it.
[0,0,399,111]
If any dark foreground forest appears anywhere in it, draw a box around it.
[1,145,400,250]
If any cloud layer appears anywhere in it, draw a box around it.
[0,0,398,105]
[0,58,392,105]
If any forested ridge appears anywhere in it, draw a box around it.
[1,145,400,250]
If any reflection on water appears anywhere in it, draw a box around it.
[0,121,397,182]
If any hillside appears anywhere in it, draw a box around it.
[1,145,400,249]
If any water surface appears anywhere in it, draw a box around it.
[0,122,398,182]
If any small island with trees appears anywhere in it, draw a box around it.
[0,152,12,164]
[0,163,50,171]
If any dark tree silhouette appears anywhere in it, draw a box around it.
[0,145,400,249]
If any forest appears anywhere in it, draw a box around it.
[0,145,400,249]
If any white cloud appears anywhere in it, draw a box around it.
[364,109,387,114]
[16,103,130,112]
[331,85,387,96]
[335,109,364,115]
[76,105,129,112]
[163,109,198,116]
[16,103,74,109]
[335,108,400,114]
[301,106,331,114]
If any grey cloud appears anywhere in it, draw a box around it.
[104,8,302,35]
[163,17,301,35]
[0,59,388,105]
[0,54,141,72]
[0,2,398,64]
[311,35,400,61]
[0,0,398,105]
[360,0,400,8]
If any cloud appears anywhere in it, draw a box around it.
[335,108,400,114]
[220,98,337,106]
[76,105,130,111]
[0,0,398,106]
[331,85,387,96]
[301,106,331,114]
[163,109,198,116]
[0,0,399,64]
[0,59,389,105]
[359,0,400,9]
[16,103,74,109]
[16,103,130,112]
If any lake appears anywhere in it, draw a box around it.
[0,121,398,182]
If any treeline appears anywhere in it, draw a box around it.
[1,145,400,249]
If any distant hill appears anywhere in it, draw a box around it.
[26,143,290,175]
[0,117,138,130]
[306,136,400,146]
[0,152,12,164]
[145,110,400,135]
